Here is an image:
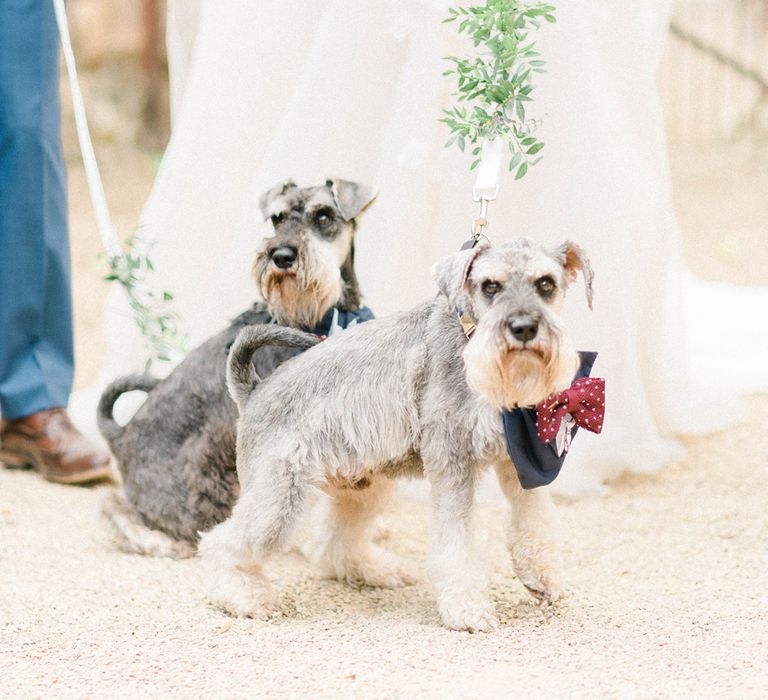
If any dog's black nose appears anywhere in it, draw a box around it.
[509,319,539,343]
[270,246,298,269]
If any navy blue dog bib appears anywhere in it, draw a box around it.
[502,351,598,489]
[288,305,374,356]
[226,305,375,358]
[308,306,375,338]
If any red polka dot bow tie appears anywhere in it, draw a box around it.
[536,377,605,444]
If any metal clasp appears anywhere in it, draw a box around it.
[469,185,498,244]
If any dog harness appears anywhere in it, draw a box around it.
[502,351,604,489]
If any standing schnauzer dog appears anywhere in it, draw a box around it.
[199,238,594,632]
[97,178,376,558]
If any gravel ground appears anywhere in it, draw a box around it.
[2,395,767,698]
[2,61,767,699]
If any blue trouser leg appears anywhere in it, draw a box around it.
[0,0,73,419]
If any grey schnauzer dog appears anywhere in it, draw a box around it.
[199,238,593,632]
[97,178,376,558]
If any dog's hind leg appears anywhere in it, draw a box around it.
[308,476,416,588]
[494,461,563,603]
[198,458,310,618]
[102,492,196,559]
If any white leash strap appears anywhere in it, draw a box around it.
[52,0,122,258]
[473,138,503,202]
[469,138,503,241]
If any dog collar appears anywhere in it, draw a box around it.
[455,308,476,339]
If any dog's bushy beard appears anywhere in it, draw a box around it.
[463,311,579,409]
[253,238,343,329]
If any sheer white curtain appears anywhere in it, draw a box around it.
[74,0,768,495]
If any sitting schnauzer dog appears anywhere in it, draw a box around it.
[199,238,594,632]
[97,178,376,558]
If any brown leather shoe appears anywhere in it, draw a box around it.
[0,408,113,485]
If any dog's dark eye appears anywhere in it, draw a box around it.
[535,276,556,297]
[315,211,334,227]
[481,280,502,297]
[270,213,286,226]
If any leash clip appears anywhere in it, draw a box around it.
[464,191,497,249]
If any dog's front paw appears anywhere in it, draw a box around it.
[208,574,278,619]
[509,536,564,603]
[516,566,564,603]
[439,599,499,633]
[214,590,278,619]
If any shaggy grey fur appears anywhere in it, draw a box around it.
[97,178,375,557]
[200,238,595,632]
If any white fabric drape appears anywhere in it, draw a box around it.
[73,0,768,495]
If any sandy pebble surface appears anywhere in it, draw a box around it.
[2,57,767,700]
[2,394,767,698]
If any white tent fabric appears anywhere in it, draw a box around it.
[72,0,768,495]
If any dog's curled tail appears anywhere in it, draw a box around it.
[97,373,161,444]
[227,324,320,410]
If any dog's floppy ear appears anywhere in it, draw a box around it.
[327,179,378,221]
[259,179,297,221]
[432,245,486,313]
[555,241,594,309]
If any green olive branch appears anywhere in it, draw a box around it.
[442,1,556,179]
[102,236,186,371]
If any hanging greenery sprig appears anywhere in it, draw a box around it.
[102,237,186,370]
[441,1,556,179]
